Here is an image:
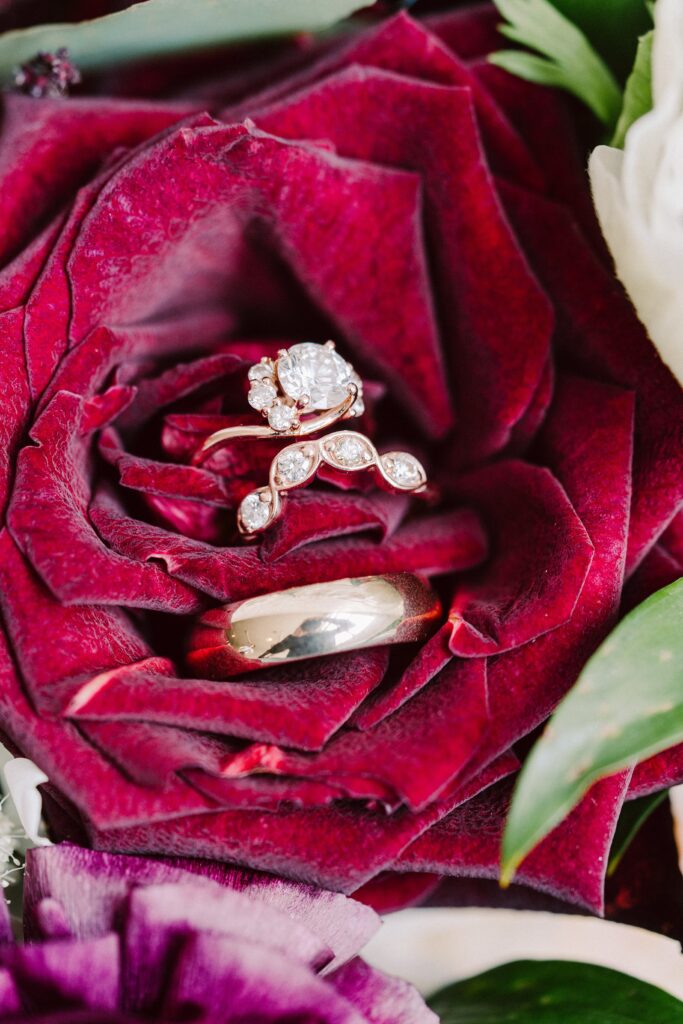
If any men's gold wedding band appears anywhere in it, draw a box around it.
[186,574,441,678]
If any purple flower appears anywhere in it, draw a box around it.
[0,843,435,1022]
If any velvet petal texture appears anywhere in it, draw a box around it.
[0,2,680,918]
[0,842,435,1023]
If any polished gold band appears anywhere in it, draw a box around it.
[186,574,441,678]
[192,386,359,467]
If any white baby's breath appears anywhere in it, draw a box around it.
[589,0,683,385]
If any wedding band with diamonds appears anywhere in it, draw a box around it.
[237,430,428,538]
[194,340,364,465]
[186,574,441,677]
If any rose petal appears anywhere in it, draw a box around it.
[63,120,451,436]
[0,95,196,265]
[0,309,30,518]
[255,65,552,459]
[184,771,350,811]
[474,62,600,241]
[8,393,202,614]
[0,216,63,311]
[0,970,19,1016]
[0,616,212,825]
[115,351,243,432]
[248,658,489,810]
[398,772,630,914]
[0,530,174,713]
[351,872,441,915]
[91,489,487,602]
[449,460,594,656]
[68,650,389,751]
[629,747,683,798]
[622,541,683,614]
[261,490,409,561]
[501,182,683,572]
[234,14,543,192]
[425,7,502,61]
[100,429,235,507]
[43,312,233,411]
[88,776,470,893]
[352,622,453,729]
[482,376,634,762]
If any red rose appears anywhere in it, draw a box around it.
[0,6,681,918]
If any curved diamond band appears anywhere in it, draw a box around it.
[238,430,428,538]
[194,341,363,466]
[187,573,441,677]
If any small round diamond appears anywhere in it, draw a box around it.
[277,342,355,411]
[239,491,272,533]
[275,448,313,486]
[324,433,373,468]
[268,402,296,432]
[381,453,425,488]
[248,381,277,411]
[248,362,274,383]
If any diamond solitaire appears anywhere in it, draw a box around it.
[278,342,356,410]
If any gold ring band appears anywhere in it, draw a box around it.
[193,386,359,467]
[186,574,442,678]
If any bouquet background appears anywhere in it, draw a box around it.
[0,0,680,1018]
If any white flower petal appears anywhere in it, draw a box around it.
[652,0,683,103]
[3,758,51,847]
[588,7,683,389]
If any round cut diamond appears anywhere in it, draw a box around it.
[239,491,272,532]
[248,362,274,383]
[277,342,353,410]
[381,453,424,488]
[268,402,296,432]
[276,447,313,486]
[325,433,373,468]
[248,381,277,411]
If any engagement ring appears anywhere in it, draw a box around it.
[194,341,364,465]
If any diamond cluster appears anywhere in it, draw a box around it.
[246,341,363,433]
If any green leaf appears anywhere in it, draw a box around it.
[0,0,369,77]
[607,790,668,876]
[502,578,683,884]
[490,0,622,127]
[611,30,654,147]
[548,0,653,81]
[428,960,683,1023]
